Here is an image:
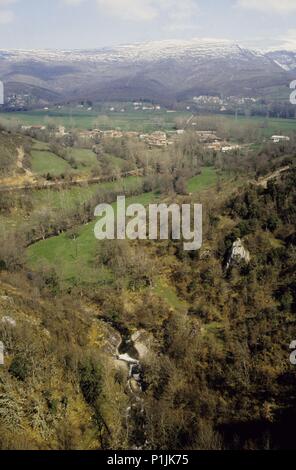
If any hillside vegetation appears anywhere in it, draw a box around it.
[0,125,295,450]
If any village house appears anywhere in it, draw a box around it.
[78,129,103,141]
[205,141,241,153]
[271,135,290,143]
[142,105,155,111]
[206,141,224,151]
[166,130,185,144]
[55,126,68,137]
[193,96,224,105]
[195,131,220,143]
[103,130,124,138]
[92,129,103,137]
[79,130,95,139]
[141,131,168,147]
[21,125,46,132]
[222,144,240,153]
[124,131,140,138]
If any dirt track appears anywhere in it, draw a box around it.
[0,168,143,193]
[255,166,290,189]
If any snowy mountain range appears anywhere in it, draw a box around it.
[0,39,256,62]
[0,38,295,106]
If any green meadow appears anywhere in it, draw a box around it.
[30,140,127,177]
[154,277,189,312]
[0,108,190,132]
[67,148,98,169]
[27,191,159,286]
[233,115,296,136]
[1,109,295,135]
[26,168,219,286]
[187,167,219,193]
[0,176,143,233]
[32,176,142,211]
[31,149,72,176]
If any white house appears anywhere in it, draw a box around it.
[271,135,290,143]
[222,145,240,153]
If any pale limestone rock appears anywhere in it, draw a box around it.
[226,238,250,270]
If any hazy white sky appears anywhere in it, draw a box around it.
[0,0,295,49]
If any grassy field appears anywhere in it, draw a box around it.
[0,108,190,132]
[32,176,142,211]
[187,167,219,192]
[67,148,98,169]
[0,166,221,235]
[31,149,72,176]
[225,115,296,137]
[32,140,50,151]
[1,109,295,136]
[30,140,128,177]
[26,168,219,286]
[101,154,128,170]
[154,278,188,312]
[0,176,143,233]
[27,191,160,286]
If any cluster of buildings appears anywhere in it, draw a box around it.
[5,93,35,109]
[193,95,258,112]
[20,121,244,153]
[77,129,185,148]
[78,129,172,147]
[105,103,162,113]
[79,129,140,140]
[67,127,294,151]
[195,131,219,143]
[139,131,169,147]
[206,142,241,153]
[132,102,161,111]
[194,130,241,153]
[21,124,67,137]
[193,96,224,106]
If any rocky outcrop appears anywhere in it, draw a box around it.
[131,330,149,360]
[226,238,250,270]
[1,316,16,327]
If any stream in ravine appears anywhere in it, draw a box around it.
[100,317,147,450]
[115,331,147,448]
